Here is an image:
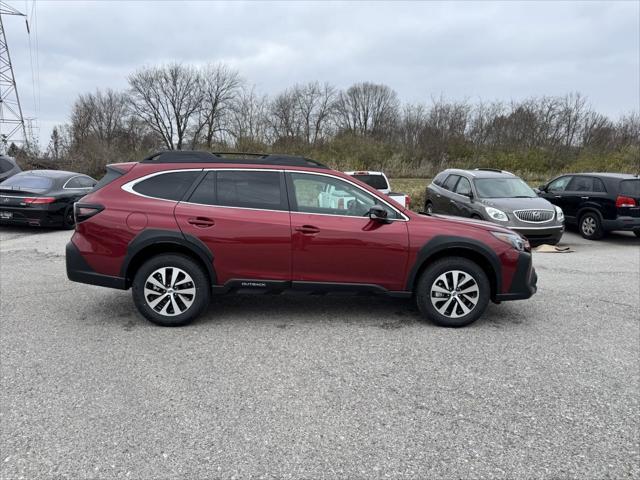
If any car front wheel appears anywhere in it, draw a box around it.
[132,254,210,327]
[415,257,490,327]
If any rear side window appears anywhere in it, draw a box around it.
[620,179,640,196]
[0,158,14,173]
[132,171,200,201]
[65,176,94,189]
[567,176,595,192]
[443,175,460,191]
[433,172,448,186]
[216,171,286,210]
[188,171,216,205]
[351,174,389,190]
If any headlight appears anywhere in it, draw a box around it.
[555,205,564,222]
[485,206,509,222]
[491,231,528,252]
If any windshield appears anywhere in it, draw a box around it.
[0,174,53,192]
[351,174,389,190]
[474,178,536,198]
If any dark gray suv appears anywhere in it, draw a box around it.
[424,168,564,245]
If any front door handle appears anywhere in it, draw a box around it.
[295,225,320,235]
[187,216,215,228]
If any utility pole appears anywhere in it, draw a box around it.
[0,1,27,154]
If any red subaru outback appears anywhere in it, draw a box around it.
[66,151,537,327]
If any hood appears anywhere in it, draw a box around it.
[477,196,555,212]
[412,212,514,235]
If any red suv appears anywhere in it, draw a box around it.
[66,151,537,327]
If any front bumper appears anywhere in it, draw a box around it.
[508,225,564,245]
[603,216,640,233]
[66,241,127,289]
[494,251,537,302]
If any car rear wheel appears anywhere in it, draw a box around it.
[634,230,640,238]
[425,201,433,215]
[62,205,75,230]
[579,212,604,240]
[132,254,210,327]
[415,257,490,327]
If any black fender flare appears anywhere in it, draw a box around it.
[120,229,216,286]
[405,235,502,293]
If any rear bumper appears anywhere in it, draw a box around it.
[66,241,127,290]
[0,206,63,227]
[603,216,640,232]
[508,225,564,245]
[494,251,537,302]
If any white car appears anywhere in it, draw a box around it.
[345,171,410,208]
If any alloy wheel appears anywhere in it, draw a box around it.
[144,267,196,316]
[581,216,596,236]
[430,270,480,318]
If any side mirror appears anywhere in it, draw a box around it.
[465,190,474,200]
[533,188,541,195]
[538,184,547,192]
[368,205,390,223]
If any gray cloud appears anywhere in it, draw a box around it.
[4,0,638,146]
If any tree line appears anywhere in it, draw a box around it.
[28,62,640,178]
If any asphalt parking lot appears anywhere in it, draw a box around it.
[1,227,638,479]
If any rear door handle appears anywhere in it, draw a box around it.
[187,216,215,228]
[295,225,320,235]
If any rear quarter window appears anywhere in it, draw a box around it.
[0,158,14,173]
[620,179,640,196]
[132,171,200,201]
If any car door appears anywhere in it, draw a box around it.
[540,175,573,219]
[174,169,292,285]
[438,174,461,214]
[562,176,598,220]
[450,175,474,217]
[286,171,409,292]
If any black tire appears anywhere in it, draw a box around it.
[579,212,604,240]
[471,214,483,220]
[132,254,210,327]
[415,257,490,328]
[634,230,640,238]
[425,201,433,215]
[62,205,75,230]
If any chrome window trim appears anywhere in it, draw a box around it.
[63,175,95,190]
[122,167,409,220]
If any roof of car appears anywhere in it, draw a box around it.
[442,168,517,179]
[19,169,87,178]
[141,150,329,169]
[576,172,638,179]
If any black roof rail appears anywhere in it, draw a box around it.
[474,168,503,173]
[140,150,329,169]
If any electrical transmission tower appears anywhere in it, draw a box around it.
[0,1,27,153]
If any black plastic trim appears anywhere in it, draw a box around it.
[141,150,329,169]
[495,252,537,301]
[120,229,217,287]
[405,235,502,292]
[66,241,127,289]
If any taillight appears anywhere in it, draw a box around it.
[21,197,56,205]
[74,203,104,223]
[405,196,411,208]
[616,195,637,208]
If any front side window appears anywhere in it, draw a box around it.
[216,170,286,210]
[289,173,399,219]
[547,176,572,192]
[454,177,472,196]
[132,171,200,201]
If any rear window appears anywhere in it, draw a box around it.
[0,174,52,191]
[132,171,200,201]
[351,174,389,190]
[620,179,640,197]
[0,158,14,173]
[216,171,285,210]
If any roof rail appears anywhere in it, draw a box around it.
[474,168,515,176]
[140,150,329,169]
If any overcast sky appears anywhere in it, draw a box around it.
[5,0,639,147]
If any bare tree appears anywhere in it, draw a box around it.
[128,64,203,150]
[192,64,242,149]
[229,86,270,148]
[334,82,399,137]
